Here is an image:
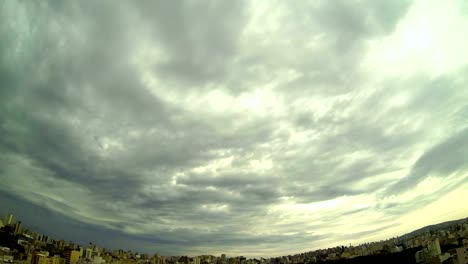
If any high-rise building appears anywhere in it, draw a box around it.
[453,247,468,264]
[57,240,65,250]
[65,251,80,264]
[428,238,441,257]
[85,248,93,260]
[4,214,15,225]
[26,253,33,264]
[14,221,22,235]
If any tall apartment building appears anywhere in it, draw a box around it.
[14,221,22,235]
[57,240,65,250]
[65,251,80,264]
[4,214,15,225]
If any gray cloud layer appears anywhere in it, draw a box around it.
[1,0,468,257]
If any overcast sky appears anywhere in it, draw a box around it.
[1,0,468,258]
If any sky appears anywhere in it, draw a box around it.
[1,0,468,258]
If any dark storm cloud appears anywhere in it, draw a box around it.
[135,1,247,86]
[1,0,467,257]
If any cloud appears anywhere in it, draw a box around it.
[1,0,468,258]
[384,127,468,196]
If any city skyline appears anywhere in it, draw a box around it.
[1,0,468,257]
[1,212,467,260]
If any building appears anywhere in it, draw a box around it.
[428,238,442,257]
[50,255,65,264]
[449,247,468,264]
[65,251,81,264]
[32,254,50,264]
[0,255,13,263]
[4,214,15,225]
[84,248,93,260]
[57,240,65,250]
[14,221,22,235]
[416,238,445,262]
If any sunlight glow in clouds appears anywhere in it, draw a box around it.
[366,0,468,77]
